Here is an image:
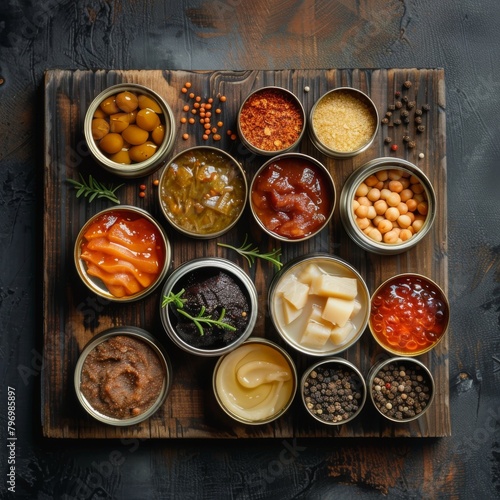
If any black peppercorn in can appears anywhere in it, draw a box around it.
[367,357,435,423]
[300,358,367,425]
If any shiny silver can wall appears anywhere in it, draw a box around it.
[74,326,173,426]
[367,356,435,423]
[159,258,258,357]
[339,157,436,255]
[309,87,379,158]
[84,83,176,178]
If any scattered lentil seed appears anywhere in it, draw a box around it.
[181,87,188,93]
[153,179,159,186]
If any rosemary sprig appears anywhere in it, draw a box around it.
[161,289,186,309]
[162,289,236,336]
[67,174,124,204]
[217,235,283,270]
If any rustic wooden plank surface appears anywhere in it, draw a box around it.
[43,68,448,438]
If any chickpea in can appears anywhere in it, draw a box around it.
[352,168,429,245]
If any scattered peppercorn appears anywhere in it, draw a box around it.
[403,135,410,142]
[395,101,403,109]
[393,119,402,126]
[384,136,392,143]
[415,109,423,116]
[381,118,389,124]
[407,101,416,109]
[395,91,401,97]
[386,111,393,118]
[422,104,431,112]
[415,116,423,124]
[417,125,426,133]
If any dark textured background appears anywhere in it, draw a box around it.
[0,1,499,498]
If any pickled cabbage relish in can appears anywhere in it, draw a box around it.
[158,146,248,238]
[309,87,379,158]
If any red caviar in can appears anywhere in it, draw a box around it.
[369,274,449,355]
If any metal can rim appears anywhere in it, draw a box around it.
[308,87,379,158]
[212,337,298,425]
[369,272,450,356]
[367,355,435,423]
[300,357,367,425]
[159,257,258,357]
[237,86,306,156]
[268,253,370,356]
[84,83,176,178]
[339,157,436,255]
[74,205,172,303]
[157,145,248,239]
[74,326,173,426]
[249,153,336,242]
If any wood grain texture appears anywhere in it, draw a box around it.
[43,68,448,438]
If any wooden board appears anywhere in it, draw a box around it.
[43,68,449,438]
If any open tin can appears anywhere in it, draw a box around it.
[74,326,173,426]
[367,356,435,423]
[339,157,436,255]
